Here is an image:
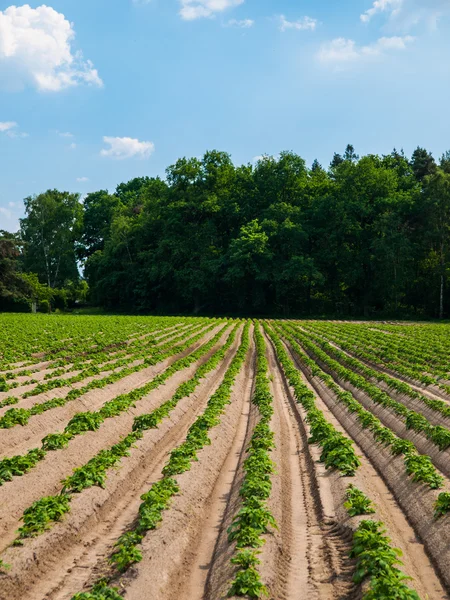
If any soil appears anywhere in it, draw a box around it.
[0,322,449,600]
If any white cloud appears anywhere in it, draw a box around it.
[318,35,414,64]
[100,136,155,160]
[279,15,318,32]
[227,18,254,28]
[0,121,16,132]
[361,0,402,23]
[58,131,74,138]
[179,0,244,21]
[68,142,77,149]
[0,120,28,138]
[0,5,103,92]
[361,0,450,29]
[76,177,89,182]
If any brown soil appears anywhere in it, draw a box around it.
[0,325,240,600]
[0,321,449,600]
[0,325,234,553]
[0,323,221,458]
[0,323,195,409]
[287,340,450,597]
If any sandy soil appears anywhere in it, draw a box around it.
[0,322,449,600]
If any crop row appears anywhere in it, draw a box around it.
[0,314,181,371]
[303,321,450,396]
[227,323,276,598]
[0,319,182,391]
[69,322,251,599]
[276,323,450,513]
[11,323,239,542]
[265,323,360,476]
[0,321,196,400]
[304,321,450,387]
[302,322,450,417]
[0,322,226,487]
[20,323,196,398]
[295,325,450,451]
[0,320,215,430]
[344,485,420,599]
[267,322,427,599]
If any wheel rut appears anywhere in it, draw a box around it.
[266,331,355,600]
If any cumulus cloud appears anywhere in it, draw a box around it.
[0,4,103,92]
[318,35,414,64]
[227,18,254,28]
[58,131,74,138]
[179,0,244,21]
[279,15,318,32]
[100,136,155,160]
[76,177,89,182]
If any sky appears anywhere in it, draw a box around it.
[1,0,450,231]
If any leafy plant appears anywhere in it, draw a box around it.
[344,485,376,517]
[17,494,71,538]
[434,492,450,518]
[228,567,269,598]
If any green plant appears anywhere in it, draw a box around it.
[344,485,376,517]
[71,581,124,599]
[228,567,269,598]
[350,520,419,599]
[0,559,10,572]
[434,492,450,518]
[17,494,71,538]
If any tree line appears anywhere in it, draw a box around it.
[1,145,450,317]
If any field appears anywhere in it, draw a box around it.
[0,315,450,600]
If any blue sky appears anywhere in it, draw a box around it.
[1,0,450,231]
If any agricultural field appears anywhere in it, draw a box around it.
[0,315,450,600]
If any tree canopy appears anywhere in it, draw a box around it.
[2,144,450,318]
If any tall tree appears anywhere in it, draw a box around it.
[0,230,30,308]
[422,170,450,318]
[20,190,83,288]
[78,190,119,260]
[410,147,437,181]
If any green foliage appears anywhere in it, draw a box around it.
[282,322,445,492]
[227,323,276,597]
[84,323,250,585]
[265,322,361,477]
[17,494,71,538]
[228,566,269,598]
[71,581,124,600]
[344,485,376,517]
[350,520,419,600]
[0,448,46,485]
[0,559,10,572]
[10,322,228,541]
[404,454,444,489]
[434,492,450,519]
